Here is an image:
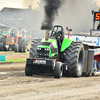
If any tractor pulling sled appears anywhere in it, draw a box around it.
[25,10,100,78]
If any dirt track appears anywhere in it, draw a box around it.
[0,53,100,100]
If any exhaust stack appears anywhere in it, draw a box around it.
[45,30,49,41]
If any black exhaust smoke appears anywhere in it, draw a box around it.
[41,0,62,30]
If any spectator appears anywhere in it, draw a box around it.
[97,23,100,29]
[10,31,16,37]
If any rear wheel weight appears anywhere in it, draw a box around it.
[64,42,84,77]
[54,62,63,78]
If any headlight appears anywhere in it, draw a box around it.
[37,47,41,50]
[44,48,49,51]
[47,48,49,51]
[44,48,47,51]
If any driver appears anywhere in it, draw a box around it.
[53,29,61,39]
[10,31,16,37]
[53,29,62,55]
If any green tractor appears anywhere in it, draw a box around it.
[25,25,84,78]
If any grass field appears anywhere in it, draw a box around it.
[6,59,26,62]
[0,51,29,54]
[0,58,26,63]
[0,51,28,63]
[0,59,26,63]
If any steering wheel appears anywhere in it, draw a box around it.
[53,31,58,37]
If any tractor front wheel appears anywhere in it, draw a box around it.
[25,65,33,76]
[54,62,63,78]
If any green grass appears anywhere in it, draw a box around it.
[0,59,26,63]
[0,51,29,54]
[0,51,28,63]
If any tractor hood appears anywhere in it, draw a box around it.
[37,38,58,57]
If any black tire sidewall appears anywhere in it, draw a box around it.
[54,62,63,78]
[29,39,41,58]
[0,43,3,51]
[76,44,84,77]
[15,44,19,52]
[18,37,23,52]
[64,42,84,77]
[25,65,33,76]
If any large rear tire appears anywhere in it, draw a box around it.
[23,38,27,53]
[54,62,63,78]
[18,38,23,52]
[2,36,6,45]
[15,44,19,52]
[0,43,3,51]
[0,36,2,43]
[64,42,84,77]
[29,39,41,58]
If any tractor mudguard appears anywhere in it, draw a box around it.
[60,38,72,52]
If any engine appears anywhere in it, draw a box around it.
[36,38,58,58]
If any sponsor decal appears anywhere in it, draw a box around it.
[67,35,100,46]
[96,38,99,46]
[33,59,46,64]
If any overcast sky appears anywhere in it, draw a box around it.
[94,0,100,6]
[0,0,41,10]
[0,0,99,10]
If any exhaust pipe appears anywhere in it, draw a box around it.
[45,30,49,41]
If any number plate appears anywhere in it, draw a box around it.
[33,59,46,64]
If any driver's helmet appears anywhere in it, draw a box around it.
[55,29,58,33]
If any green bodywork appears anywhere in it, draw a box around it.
[61,38,72,52]
[37,38,72,57]
[37,38,58,57]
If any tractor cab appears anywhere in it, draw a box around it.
[50,25,64,40]
[2,27,19,46]
[50,26,64,54]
